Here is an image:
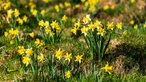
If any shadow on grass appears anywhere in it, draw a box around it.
[105,43,146,75]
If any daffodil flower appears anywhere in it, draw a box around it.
[101,62,113,74]
[65,71,71,78]
[55,49,63,60]
[75,55,83,63]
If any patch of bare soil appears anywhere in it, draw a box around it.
[136,0,146,12]
[99,0,117,6]
[113,55,125,75]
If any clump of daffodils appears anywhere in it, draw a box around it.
[55,48,83,63]
[4,28,19,38]
[6,8,28,25]
[17,45,45,66]
[54,1,71,13]
[71,14,107,37]
[38,20,61,34]
[34,38,45,47]
[17,46,33,66]
[82,0,99,12]
[17,46,25,55]
[3,1,12,10]
[4,28,20,45]
[38,20,62,44]
[71,14,121,61]
[16,15,28,25]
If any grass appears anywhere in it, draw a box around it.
[0,0,146,82]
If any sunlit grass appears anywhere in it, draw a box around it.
[0,0,146,81]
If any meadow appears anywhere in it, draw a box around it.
[0,0,146,82]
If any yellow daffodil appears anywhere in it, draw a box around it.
[4,31,8,37]
[8,28,19,36]
[0,6,1,11]
[10,40,14,45]
[13,29,19,35]
[74,21,81,27]
[59,3,64,8]
[144,24,146,28]
[25,48,33,56]
[62,15,68,22]
[75,55,83,63]
[81,26,88,36]
[83,15,91,24]
[134,24,138,29]
[39,20,44,27]
[89,0,99,5]
[49,32,54,37]
[123,30,127,35]
[45,28,51,34]
[84,1,89,8]
[30,3,36,9]
[107,22,114,30]
[130,0,135,3]
[55,49,63,60]
[65,71,71,78]
[4,2,11,10]
[103,5,109,10]
[41,9,46,16]
[9,28,14,35]
[29,32,34,38]
[94,20,102,29]
[44,21,49,28]
[89,5,96,12]
[116,23,122,29]
[17,17,23,25]
[55,5,60,12]
[22,56,31,66]
[30,9,37,16]
[39,40,45,47]
[22,15,28,22]
[14,9,20,17]
[75,4,80,8]
[64,53,72,62]
[56,26,61,32]
[50,20,59,28]
[130,20,134,25]
[17,46,25,55]
[35,38,40,46]
[88,23,95,31]
[7,9,13,18]
[43,0,49,3]
[81,0,85,3]
[101,62,113,74]
[34,39,44,47]
[72,18,76,23]
[37,53,44,62]
[71,27,78,35]
[111,5,115,10]
[64,2,71,7]
[97,28,105,36]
